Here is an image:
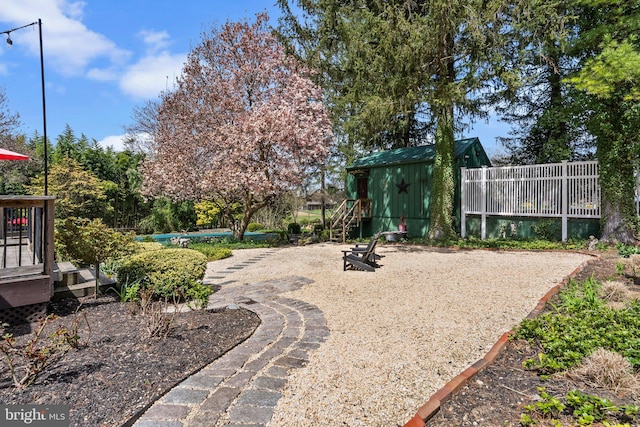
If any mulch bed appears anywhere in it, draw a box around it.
[0,295,260,426]
[429,249,639,426]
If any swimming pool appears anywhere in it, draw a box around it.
[137,231,276,244]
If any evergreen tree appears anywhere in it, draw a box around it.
[277,0,534,239]
[566,0,640,243]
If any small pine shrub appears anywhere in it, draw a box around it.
[189,243,233,261]
[247,222,264,232]
[117,249,208,299]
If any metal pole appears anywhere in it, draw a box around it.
[38,19,48,196]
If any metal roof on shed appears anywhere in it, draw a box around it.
[346,137,481,170]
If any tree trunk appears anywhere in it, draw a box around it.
[600,198,636,244]
[321,168,326,230]
[595,99,638,245]
[598,140,637,244]
[428,26,456,241]
[428,102,456,240]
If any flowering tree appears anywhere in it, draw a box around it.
[141,14,332,240]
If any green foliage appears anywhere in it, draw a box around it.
[139,197,197,234]
[514,277,640,373]
[408,236,587,251]
[188,243,233,261]
[524,387,566,417]
[185,282,213,310]
[568,37,640,102]
[141,235,156,243]
[246,222,264,232]
[287,222,301,234]
[520,388,640,426]
[134,242,165,253]
[55,217,136,266]
[56,217,137,295]
[616,243,640,258]
[531,219,561,241]
[30,157,111,220]
[108,280,141,303]
[116,248,208,300]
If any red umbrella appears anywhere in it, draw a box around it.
[0,148,30,161]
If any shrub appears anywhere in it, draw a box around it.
[189,243,233,261]
[141,235,156,243]
[319,229,331,241]
[288,222,301,234]
[570,348,640,394]
[134,242,165,253]
[247,222,264,232]
[55,217,137,295]
[599,281,631,303]
[116,249,209,300]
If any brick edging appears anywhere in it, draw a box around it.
[402,253,598,427]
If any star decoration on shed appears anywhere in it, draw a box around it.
[396,178,410,194]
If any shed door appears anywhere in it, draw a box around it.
[357,178,368,199]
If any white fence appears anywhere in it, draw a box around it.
[461,160,600,241]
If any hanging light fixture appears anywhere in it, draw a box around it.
[5,33,12,46]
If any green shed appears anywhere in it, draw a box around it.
[341,137,491,239]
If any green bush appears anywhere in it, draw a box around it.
[141,235,156,243]
[247,222,264,232]
[319,229,331,241]
[288,222,301,234]
[135,242,165,253]
[189,243,233,261]
[299,218,309,226]
[116,249,208,299]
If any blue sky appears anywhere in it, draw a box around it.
[0,1,509,157]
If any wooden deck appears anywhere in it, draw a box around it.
[0,196,55,320]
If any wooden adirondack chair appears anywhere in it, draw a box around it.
[342,233,382,272]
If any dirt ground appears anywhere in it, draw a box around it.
[430,250,640,426]
[0,296,260,427]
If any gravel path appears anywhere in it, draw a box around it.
[206,243,593,426]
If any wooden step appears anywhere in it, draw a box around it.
[53,268,116,299]
[54,261,80,286]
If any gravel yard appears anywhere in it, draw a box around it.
[208,243,593,426]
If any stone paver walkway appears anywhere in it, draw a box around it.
[132,249,329,427]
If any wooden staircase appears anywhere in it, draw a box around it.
[53,261,116,299]
[329,199,371,242]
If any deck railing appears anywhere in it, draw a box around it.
[0,196,55,316]
[461,161,600,241]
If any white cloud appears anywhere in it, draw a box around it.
[120,51,186,99]
[86,67,118,82]
[0,1,131,77]
[139,29,171,54]
[97,134,127,152]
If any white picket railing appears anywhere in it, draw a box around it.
[461,160,600,241]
